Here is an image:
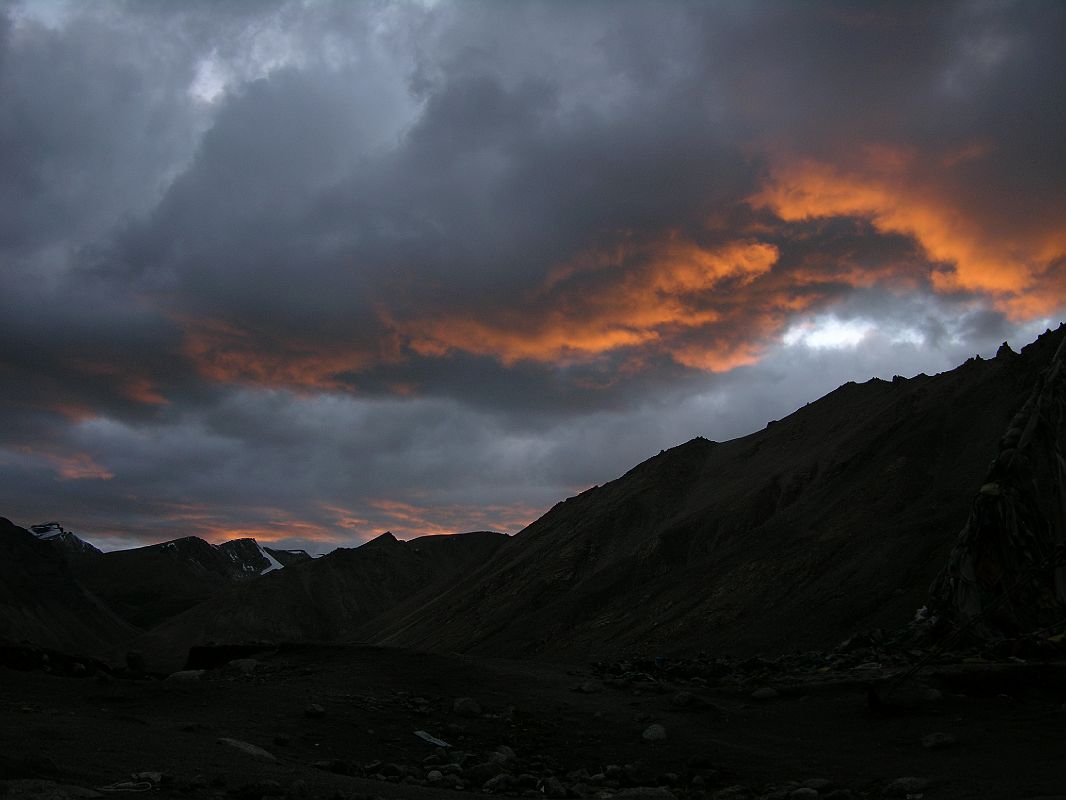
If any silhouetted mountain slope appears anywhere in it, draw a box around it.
[131,531,507,671]
[261,546,312,568]
[359,327,1066,660]
[73,535,307,629]
[934,332,1066,637]
[0,518,137,654]
[28,522,102,560]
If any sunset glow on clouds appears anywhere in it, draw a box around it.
[0,1,1064,551]
[391,238,781,370]
[752,151,1066,313]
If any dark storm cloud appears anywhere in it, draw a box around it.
[0,0,1064,550]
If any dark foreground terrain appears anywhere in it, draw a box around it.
[1,642,1064,800]
[4,328,1065,800]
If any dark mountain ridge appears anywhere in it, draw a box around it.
[129,530,508,671]
[0,518,137,654]
[6,327,1064,670]
[70,534,312,630]
[356,328,1066,660]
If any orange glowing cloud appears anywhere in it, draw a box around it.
[197,521,342,545]
[120,377,169,406]
[178,317,370,391]
[48,401,99,422]
[751,148,1066,317]
[365,497,541,540]
[318,503,371,531]
[154,501,348,545]
[390,236,780,371]
[15,445,114,480]
[72,361,168,406]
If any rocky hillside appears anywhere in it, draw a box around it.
[72,535,311,630]
[934,328,1066,637]
[131,530,508,671]
[28,522,102,560]
[357,327,1066,660]
[0,518,137,654]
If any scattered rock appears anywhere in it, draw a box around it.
[576,680,604,693]
[453,697,482,717]
[884,777,930,797]
[483,773,514,792]
[0,781,102,799]
[803,779,833,791]
[216,738,276,762]
[642,723,667,742]
[233,779,281,799]
[466,761,507,784]
[129,772,164,785]
[166,670,205,681]
[712,786,753,799]
[304,703,325,719]
[750,687,778,700]
[439,774,464,790]
[228,658,259,674]
[921,732,957,749]
[313,759,356,776]
[615,788,678,799]
[624,761,656,785]
[790,789,819,799]
[671,690,697,708]
[540,777,568,798]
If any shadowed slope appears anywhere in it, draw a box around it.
[72,536,311,629]
[934,332,1066,636]
[359,328,1066,660]
[0,518,137,654]
[132,531,507,671]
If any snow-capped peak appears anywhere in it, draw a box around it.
[29,522,102,556]
[30,522,65,540]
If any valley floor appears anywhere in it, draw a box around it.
[0,644,1063,800]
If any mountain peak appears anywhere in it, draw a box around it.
[364,531,400,547]
[28,522,102,558]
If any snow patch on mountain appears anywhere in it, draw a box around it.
[29,522,102,557]
[255,541,283,574]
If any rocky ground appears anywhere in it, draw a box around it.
[0,638,1064,800]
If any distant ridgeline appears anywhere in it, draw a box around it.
[6,326,1066,667]
[933,329,1066,639]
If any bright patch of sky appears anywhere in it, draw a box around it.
[782,317,874,349]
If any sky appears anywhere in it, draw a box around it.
[1,0,1064,553]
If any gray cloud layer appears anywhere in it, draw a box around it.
[1,1,1063,550]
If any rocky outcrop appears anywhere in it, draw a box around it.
[933,326,1066,637]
